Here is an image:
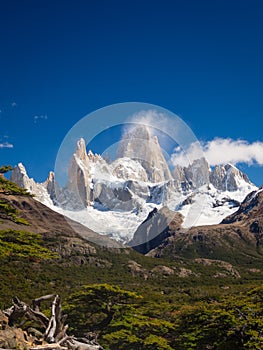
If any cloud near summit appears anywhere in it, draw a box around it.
[171,138,263,167]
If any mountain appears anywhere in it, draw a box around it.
[10,126,257,244]
[2,175,257,303]
[0,182,121,250]
[129,206,183,254]
[10,163,56,207]
[2,173,263,349]
[145,188,263,263]
[222,187,263,224]
[118,125,172,182]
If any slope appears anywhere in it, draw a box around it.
[2,176,263,349]
[147,187,263,266]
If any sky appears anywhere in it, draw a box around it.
[0,0,263,185]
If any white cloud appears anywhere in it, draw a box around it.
[34,114,48,123]
[171,138,263,167]
[125,109,199,153]
[203,138,263,166]
[0,142,14,149]
[124,109,169,139]
[171,142,204,167]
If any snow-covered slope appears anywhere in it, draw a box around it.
[174,183,256,228]
[11,129,258,244]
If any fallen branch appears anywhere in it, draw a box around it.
[44,295,61,343]
[33,295,55,312]
[3,295,104,350]
[29,344,67,350]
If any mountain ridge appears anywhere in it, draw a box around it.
[10,128,257,243]
[145,190,263,263]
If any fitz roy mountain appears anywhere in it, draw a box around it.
[11,125,257,244]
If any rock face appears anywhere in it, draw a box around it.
[222,187,263,224]
[10,163,36,192]
[173,159,253,193]
[44,171,56,199]
[67,139,92,207]
[111,157,148,182]
[210,163,252,191]
[66,138,109,207]
[118,125,172,182]
[10,163,56,207]
[147,187,263,264]
[10,134,257,244]
[129,206,183,254]
[11,138,253,213]
[173,157,210,190]
[93,179,150,211]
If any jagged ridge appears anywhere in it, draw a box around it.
[10,125,257,243]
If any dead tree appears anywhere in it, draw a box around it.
[3,295,103,350]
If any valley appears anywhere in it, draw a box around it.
[1,159,263,349]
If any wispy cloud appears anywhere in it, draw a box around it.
[171,138,263,167]
[34,114,48,123]
[0,142,14,149]
[125,110,178,144]
[125,109,195,149]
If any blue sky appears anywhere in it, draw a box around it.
[0,0,263,185]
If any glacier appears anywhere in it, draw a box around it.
[11,125,257,244]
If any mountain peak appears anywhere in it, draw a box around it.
[209,163,252,191]
[118,125,172,182]
[17,162,27,174]
[10,137,258,244]
[75,138,87,160]
[123,124,152,141]
[47,171,55,182]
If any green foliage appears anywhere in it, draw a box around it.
[65,283,176,350]
[103,314,176,349]
[0,229,58,260]
[174,286,263,349]
[65,284,141,335]
[0,181,263,350]
[64,282,263,350]
[143,334,173,350]
[0,176,31,196]
[0,165,13,174]
[0,199,30,225]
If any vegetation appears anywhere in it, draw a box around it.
[0,175,31,196]
[173,286,263,349]
[65,284,142,335]
[0,229,58,260]
[0,171,263,349]
[0,166,31,224]
[0,165,13,174]
[63,283,263,350]
[1,234,263,349]
[0,198,30,225]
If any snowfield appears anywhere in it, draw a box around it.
[10,133,258,244]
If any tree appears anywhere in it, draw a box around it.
[65,284,177,350]
[174,286,263,349]
[64,284,141,336]
[0,165,13,174]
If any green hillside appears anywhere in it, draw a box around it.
[1,173,263,349]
